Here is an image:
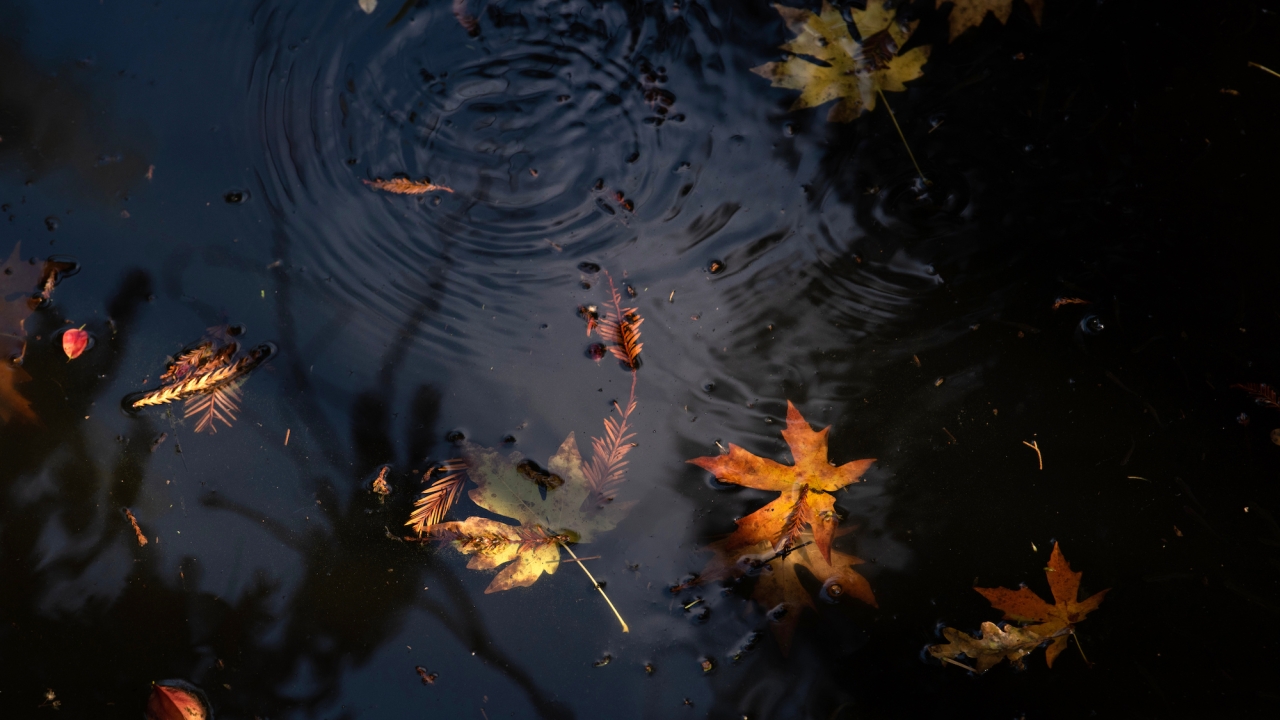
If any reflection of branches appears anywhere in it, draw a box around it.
[185,213,574,718]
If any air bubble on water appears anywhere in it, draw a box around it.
[1080,315,1105,334]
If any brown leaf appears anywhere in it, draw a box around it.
[928,621,1049,673]
[936,0,1045,41]
[363,177,453,195]
[974,542,1108,667]
[1,242,73,424]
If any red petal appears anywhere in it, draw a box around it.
[62,328,90,359]
[145,681,211,720]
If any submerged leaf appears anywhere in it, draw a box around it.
[936,0,1045,41]
[1,242,74,424]
[751,1,930,122]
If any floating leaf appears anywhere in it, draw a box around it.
[363,177,453,195]
[125,326,274,434]
[144,680,212,720]
[936,0,1044,41]
[975,542,1108,667]
[687,402,876,651]
[420,434,635,593]
[751,1,930,122]
[61,327,91,359]
[358,0,377,14]
[928,621,1051,673]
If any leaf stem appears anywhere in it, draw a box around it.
[1249,61,1280,79]
[561,542,629,633]
[937,656,976,672]
[877,89,928,185]
[1072,631,1092,667]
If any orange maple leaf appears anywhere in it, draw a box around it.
[688,402,876,652]
[975,542,1109,667]
[688,401,873,562]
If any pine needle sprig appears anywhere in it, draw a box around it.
[1232,383,1280,409]
[184,381,244,434]
[583,376,637,510]
[160,341,223,383]
[775,484,811,552]
[407,459,468,535]
[129,347,269,410]
[594,272,643,369]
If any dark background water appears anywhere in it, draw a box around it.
[3,0,1280,718]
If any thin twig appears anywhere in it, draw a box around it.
[1072,632,1092,667]
[937,656,976,672]
[562,555,601,564]
[1249,61,1280,79]
[561,542,629,633]
[942,427,958,444]
[1022,440,1043,470]
[877,89,928,185]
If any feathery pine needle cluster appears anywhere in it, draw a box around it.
[125,326,275,434]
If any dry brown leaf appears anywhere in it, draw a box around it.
[975,542,1108,667]
[929,621,1049,673]
[936,0,1045,41]
[1,243,73,424]
[363,177,454,195]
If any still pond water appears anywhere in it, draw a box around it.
[3,0,1280,718]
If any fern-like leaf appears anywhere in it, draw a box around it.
[1232,383,1280,409]
[184,381,243,434]
[594,273,643,369]
[407,459,468,535]
[775,485,811,552]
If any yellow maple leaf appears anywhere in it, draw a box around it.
[937,0,1044,41]
[752,0,930,122]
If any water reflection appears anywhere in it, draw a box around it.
[5,0,1280,717]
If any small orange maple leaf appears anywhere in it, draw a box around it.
[975,542,1108,667]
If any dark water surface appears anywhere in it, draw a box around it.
[4,0,1280,717]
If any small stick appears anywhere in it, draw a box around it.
[937,656,976,672]
[1072,632,1093,667]
[562,555,601,564]
[1249,61,1280,79]
[1022,440,1043,470]
[877,89,928,185]
[942,427,958,444]
[284,428,291,446]
[561,543,629,633]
